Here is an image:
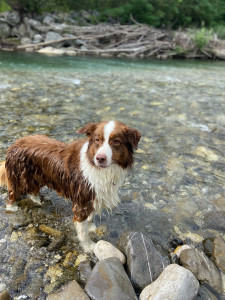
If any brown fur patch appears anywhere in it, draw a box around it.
[5,135,94,221]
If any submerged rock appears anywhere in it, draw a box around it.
[47,280,90,300]
[213,237,225,272]
[117,232,170,290]
[94,240,126,264]
[85,257,137,300]
[180,248,222,293]
[0,290,10,300]
[139,264,199,300]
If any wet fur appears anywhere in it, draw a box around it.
[1,121,141,224]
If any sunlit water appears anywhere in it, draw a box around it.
[0,51,225,298]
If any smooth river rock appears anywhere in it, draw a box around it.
[180,248,222,293]
[213,236,225,272]
[140,264,199,300]
[84,257,137,300]
[47,280,90,300]
[94,240,126,264]
[117,232,170,291]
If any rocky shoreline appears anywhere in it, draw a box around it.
[1,10,225,60]
[0,198,225,300]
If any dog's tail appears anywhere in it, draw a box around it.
[0,161,7,188]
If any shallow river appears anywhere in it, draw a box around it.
[0,51,225,299]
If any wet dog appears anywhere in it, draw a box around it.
[0,121,141,252]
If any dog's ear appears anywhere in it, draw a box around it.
[78,123,97,136]
[124,126,141,150]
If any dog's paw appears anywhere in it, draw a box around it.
[80,240,96,253]
[6,203,18,212]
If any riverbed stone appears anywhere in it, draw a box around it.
[203,211,225,232]
[117,231,170,291]
[45,31,63,43]
[85,257,137,300]
[0,22,11,38]
[6,10,20,26]
[213,237,225,272]
[140,264,199,300]
[43,15,55,26]
[47,280,90,300]
[0,290,10,300]
[63,252,77,268]
[78,260,92,286]
[180,248,222,293]
[94,240,126,264]
[196,284,218,300]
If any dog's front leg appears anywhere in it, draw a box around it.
[74,219,96,253]
[87,213,96,233]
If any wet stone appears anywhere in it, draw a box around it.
[0,290,10,300]
[196,284,218,300]
[180,248,222,293]
[203,237,214,258]
[140,264,199,300]
[63,252,77,268]
[25,227,49,247]
[213,237,225,272]
[117,232,170,291]
[94,240,126,264]
[10,258,27,278]
[47,280,90,300]
[77,260,92,287]
[203,211,225,232]
[85,257,137,300]
[47,235,65,251]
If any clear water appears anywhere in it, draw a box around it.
[0,51,225,298]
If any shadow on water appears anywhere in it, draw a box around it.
[0,50,225,298]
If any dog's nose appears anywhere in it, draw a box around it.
[96,154,107,164]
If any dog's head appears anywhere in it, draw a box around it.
[78,121,141,169]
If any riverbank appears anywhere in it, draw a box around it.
[1,10,225,59]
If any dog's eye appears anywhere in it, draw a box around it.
[113,139,121,145]
[95,138,100,143]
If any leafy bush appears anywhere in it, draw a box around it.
[191,27,213,50]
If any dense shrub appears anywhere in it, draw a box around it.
[0,0,224,29]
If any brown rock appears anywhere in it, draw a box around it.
[47,280,90,300]
[0,290,10,300]
[213,237,225,272]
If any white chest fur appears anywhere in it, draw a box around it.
[80,142,127,214]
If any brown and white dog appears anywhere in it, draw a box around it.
[0,121,141,252]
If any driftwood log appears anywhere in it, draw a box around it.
[17,24,174,58]
[13,23,225,59]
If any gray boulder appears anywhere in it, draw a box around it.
[140,264,199,300]
[45,31,63,42]
[33,34,43,43]
[85,257,137,300]
[0,22,11,38]
[180,248,222,293]
[117,232,170,291]
[28,19,42,30]
[43,15,55,26]
[6,10,20,26]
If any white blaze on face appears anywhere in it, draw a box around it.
[94,121,115,167]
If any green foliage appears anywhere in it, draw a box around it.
[174,45,188,55]
[191,27,213,50]
[0,0,10,11]
[1,0,225,29]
